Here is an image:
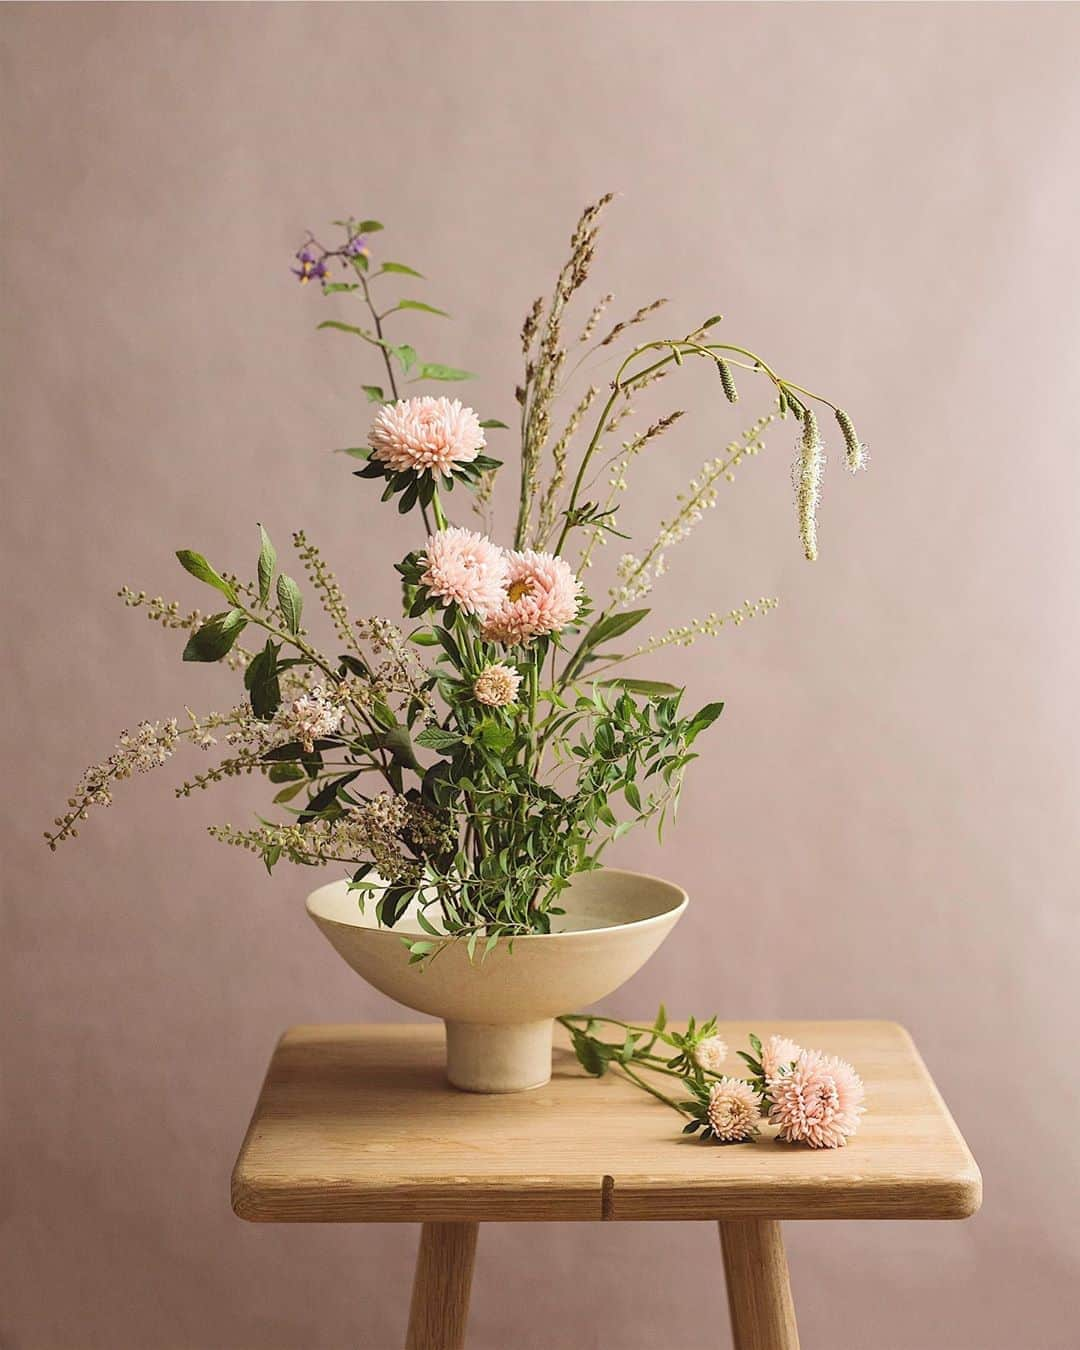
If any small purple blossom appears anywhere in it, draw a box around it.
[344,234,369,259]
[292,249,329,285]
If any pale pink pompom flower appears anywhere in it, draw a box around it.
[482,549,582,645]
[694,1035,729,1074]
[760,1034,802,1082]
[706,1077,762,1142]
[420,528,509,618]
[473,663,522,708]
[769,1049,866,1149]
[370,397,485,476]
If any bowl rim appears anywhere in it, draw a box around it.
[305,865,689,942]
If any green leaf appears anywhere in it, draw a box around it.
[268,762,305,783]
[316,319,370,338]
[379,261,424,278]
[686,702,724,742]
[415,726,464,752]
[478,419,509,430]
[182,609,247,662]
[272,781,306,804]
[244,639,281,719]
[322,282,359,294]
[414,363,476,382]
[394,344,417,374]
[479,721,514,753]
[256,524,276,605]
[276,574,303,633]
[337,447,373,459]
[586,609,650,648]
[362,386,385,404]
[395,299,450,318]
[175,550,238,605]
[356,219,384,233]
[598,678,682,697]
[381,726,421,770]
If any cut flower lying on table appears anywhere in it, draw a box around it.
[559,1011,867,1148]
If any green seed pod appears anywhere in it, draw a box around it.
[717,359,739,403]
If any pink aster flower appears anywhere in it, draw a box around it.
[370,397,485,476]
[420,528,508,618]
[473,663,522,708]
[705,1077,761,1142]
[761,1034,803,1082]
[482,549,582,645]
[769,1049,866,1149]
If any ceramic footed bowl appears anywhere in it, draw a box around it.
[306,866,688,1093]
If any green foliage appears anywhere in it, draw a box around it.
[276,574,303,633]
[182,609,247,662]
[175,550,238,606]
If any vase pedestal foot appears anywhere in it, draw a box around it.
[444,1018,554,1093]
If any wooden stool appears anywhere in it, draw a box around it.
[232,1021,981,1349]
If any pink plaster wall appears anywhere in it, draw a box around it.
[4,3,1079,1346]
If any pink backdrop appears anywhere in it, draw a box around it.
[5,3,1079,1346]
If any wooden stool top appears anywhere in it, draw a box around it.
[231,1020,980,1225]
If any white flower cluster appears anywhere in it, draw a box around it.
[635,598,779,654]
[272,688,344,753]
[609,414,775,607]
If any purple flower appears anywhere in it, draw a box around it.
[292,249,329,285]
[344,234,369,259]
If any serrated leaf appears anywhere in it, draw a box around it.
[175,550,238,605]
[395,299,450,318]
[414,726,464,752]
[182,609,247,662]
[414,363,476,382]
[256,524,276,605]
[276,574,303,633]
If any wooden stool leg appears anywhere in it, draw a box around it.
[405,1221,479,1350]
[718,1219,800,1350]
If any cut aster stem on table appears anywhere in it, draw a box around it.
[559,1010,868,1148]
[47,195,869,959]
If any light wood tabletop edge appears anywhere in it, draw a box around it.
[230,1019,982,1225]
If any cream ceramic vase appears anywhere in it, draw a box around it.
[306,866,688,1093]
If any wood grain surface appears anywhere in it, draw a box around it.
[231,1020,981,1224]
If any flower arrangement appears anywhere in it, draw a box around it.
[47,196,867,958]
[560,1011,866,1147]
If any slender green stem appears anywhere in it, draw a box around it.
[617,1063,693,1117]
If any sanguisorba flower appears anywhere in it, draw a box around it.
[706,1077,762,1142]
[421,528,509,618]
[473,663,522,709]
[760,1034,802,1082]
[769,1049,866,1149]
[694,1035,729,1074]
[482,549,582,645]
[370,397,485,476]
